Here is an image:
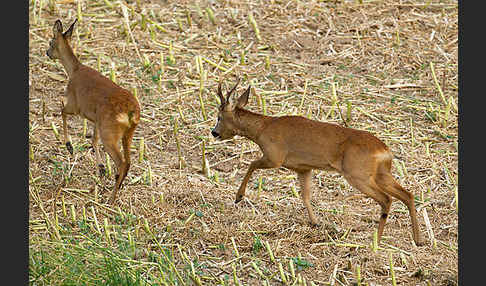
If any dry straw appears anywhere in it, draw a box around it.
[29,0,458,284]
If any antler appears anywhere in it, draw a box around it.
[226,77,241,100]
[217,79,225,105]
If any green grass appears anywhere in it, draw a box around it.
[30,247,153,286]
[30,238,153,285]
[29,214,197,286]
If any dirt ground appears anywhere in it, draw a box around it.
[29,0,458,285]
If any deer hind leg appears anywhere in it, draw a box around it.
[118,125,136,191]
[99,124,126,205]
[343,175,392,244]
[297,170,319,226]
[375,172,423,246]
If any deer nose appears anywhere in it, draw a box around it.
[211,130,219,138]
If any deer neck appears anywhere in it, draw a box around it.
[58,42,80,78]
[234,108,268,142]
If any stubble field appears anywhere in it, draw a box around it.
[29,0,458,285]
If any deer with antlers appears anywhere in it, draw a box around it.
[211,78,423,246]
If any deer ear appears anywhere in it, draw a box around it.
[224,77,240,110]
[236,85,251,108]
[226,92,238,111]
[53,20,63,36]
[63,19,77,39]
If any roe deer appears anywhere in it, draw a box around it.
[46,19,140,204]
[211,78,423,246]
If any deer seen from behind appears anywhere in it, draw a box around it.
[211,78,423,246]
[46,19,140,204]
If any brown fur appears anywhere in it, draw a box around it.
[47,19,140,204]
[212,79,422,246]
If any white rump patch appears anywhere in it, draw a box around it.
[374,151,393,161]
[116,113,130,126]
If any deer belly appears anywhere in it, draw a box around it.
[283,152,338,172]
[80,109,96,122]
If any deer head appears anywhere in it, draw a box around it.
[211,78,252,140]
[46,19,77,60]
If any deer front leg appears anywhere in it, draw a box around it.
[60,96,77,155]
[297,170,319,226]
[235,155,283,203]
[61,106,73,155]
[92,123,105,177]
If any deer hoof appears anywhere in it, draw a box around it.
[311,222,321,228]
[66,142,74,155]
[415,240,425,247]
[234,195,243,204]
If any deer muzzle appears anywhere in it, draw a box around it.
[211,129,219,138]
